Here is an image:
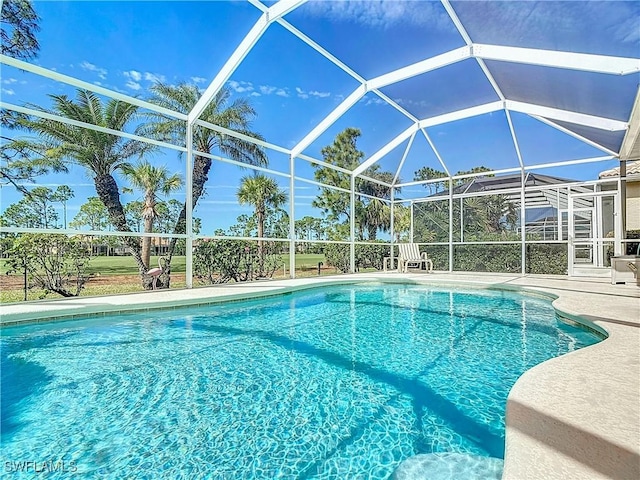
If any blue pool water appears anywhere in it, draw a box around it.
[1,284,600,479]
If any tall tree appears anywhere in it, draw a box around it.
[1,186,59,228]
[122,161,182,270]
[414,166,447,194]
[237,174,287,276]
[313,127,363,226]
[414,165,494,192]
[123,200,144,232]
[70,196,110,231]
[1,0,40,60]
[362,198,389,240]
[0,1,57,193]
[17,89,151,280]
[413,165,517,242]
[393,204,411,242]
[313,128,396,240]
[359,170,394,240]
[0,133,67,196]
[139,83,268,284]
[52,185,74,229]
[454,166,493,186]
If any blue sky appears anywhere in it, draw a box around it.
[1,0,638,235]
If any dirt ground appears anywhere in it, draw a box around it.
[1,268,335,294]
[1,273,187,290]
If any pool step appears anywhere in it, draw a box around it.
[392,452,503,480]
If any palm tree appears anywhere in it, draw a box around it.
[393,204,411,242]
[122,161,182,272]
[18,89,150,277]
[358,169,395,240]
[237,174,287,276]
[52,185,74,229]
[139,83,268,280]
[361,199,385,240]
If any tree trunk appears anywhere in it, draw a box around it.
[163,154,212,288]
[142,215,153,270]
[94,173,149,285]
[141,193,154,270]
[257,208,264,277]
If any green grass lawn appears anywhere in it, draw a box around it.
[0,253,330,303]
[87,255,187,275]
[1,253,327,277]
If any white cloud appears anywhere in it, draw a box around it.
[124,70,142,82]
[2,78,17,84]
[259,85,277,95]
[125,80,141,91]
[80,61,107,79]
[394,97,429,109]
[198,200,252,207]
[19,182,94,188]
[2,88,15,95]
[123,70,165,87]
[229,82,300,99]
[144,72,166,83]
[295,87,332,100]
[208,185,239,190]
[191,76,207,84]
[303,0,450,30]
[228,80,254,93]
[309,90,331,98]
[294,195,318,200]
[617,15,640,43]
[94,81,102,86]
[364,97,386,106]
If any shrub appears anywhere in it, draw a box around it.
[320,241,569,275]
[193,239,281,284]
[324,242,389,273]
[422,245,449,271]
[526,244,567,275]
[454,244,521,273]
[5,234,91,298]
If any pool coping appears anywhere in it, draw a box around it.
[1,272,639,479]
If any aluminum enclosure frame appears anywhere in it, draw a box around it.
[1,0,639,287]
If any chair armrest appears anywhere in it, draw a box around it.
[420,252,428,260]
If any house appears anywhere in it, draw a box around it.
[599,160,640,231]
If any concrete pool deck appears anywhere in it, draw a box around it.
[1,272,638,479]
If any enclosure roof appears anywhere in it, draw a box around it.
[427,173,578,198]
[188,0,640,184]
[1,0,639,188]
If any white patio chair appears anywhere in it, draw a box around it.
[397,244,433,273]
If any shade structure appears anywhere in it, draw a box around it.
[185,0,639,185]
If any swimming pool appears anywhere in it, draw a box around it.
[1,283,600,479]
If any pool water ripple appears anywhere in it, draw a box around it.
[1,284,599,479]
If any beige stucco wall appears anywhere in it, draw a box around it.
[627,181,640,230]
